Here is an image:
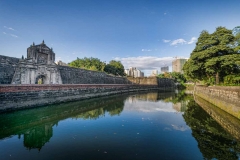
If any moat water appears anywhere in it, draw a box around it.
[0,91,240,160]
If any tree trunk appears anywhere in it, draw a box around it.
[216,72,219,85]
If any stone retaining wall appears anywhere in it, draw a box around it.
[126,77,175,87]
[0,84,163,112]
[194,85,240,119]
[194,95,240,140]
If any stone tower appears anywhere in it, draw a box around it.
[27,40,55,64]
[11,41,62,84]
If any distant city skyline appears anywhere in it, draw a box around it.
[1,0,240,76]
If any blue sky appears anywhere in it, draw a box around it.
[1,0,240,75]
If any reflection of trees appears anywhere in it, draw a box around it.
[23,123,54,150]
[0,95,126,150]
[183,99,240,160]
[74,98,124,119]
[164,90,191,104]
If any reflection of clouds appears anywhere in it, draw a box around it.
[171,124,189,131]
[164,127,172,131]
[124,97,176,113]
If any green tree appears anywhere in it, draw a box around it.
[157,72,186,83]
[104,60,125,76]
[69,57,106,71]
[183,27,240,85]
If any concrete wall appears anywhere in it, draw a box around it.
[0,84,161,112]
[194,85,240,119]
[0,55,19,84]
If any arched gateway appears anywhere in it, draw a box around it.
[11,41,62,84]
[35,75,46,84]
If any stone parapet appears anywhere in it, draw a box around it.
[194,85,240,119]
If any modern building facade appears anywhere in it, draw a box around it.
[172,58,188,73]
[149,69,158,77]
[161,66,169,73]
[124,67,144,77]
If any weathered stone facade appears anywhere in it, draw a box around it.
[11,41,62,84]
[0,55,19,84]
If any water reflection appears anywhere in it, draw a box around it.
[0,95,128,150]
[183,98,240,160]
[22,123,54,150]
[0,91,240,159]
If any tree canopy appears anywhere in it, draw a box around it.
[104,60,125,76]
[69,57,106,71]
[69,57,125,76]
[158,72,186,83]
[183,27,240,85]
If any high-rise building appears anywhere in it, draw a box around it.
[172,58,188,73]
[161,66,169,73]
[124,67,144,77]
[150,70,158,77]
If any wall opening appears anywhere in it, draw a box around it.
[35,75,46,84]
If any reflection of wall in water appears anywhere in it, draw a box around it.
[195,95,240,141]
[183,99,240,160]
[173,101,188,112]
[127,92,175,103]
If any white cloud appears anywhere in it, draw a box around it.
[124,98,176,113]
[170,39,186,46]
[171,124,189,131]
[115,56,175,70]
[10,34,18,38]
[4,26,15,31]
[141,49,152,52]
[164,13,167,15]
[163,39,171,43]
[3,32,6,34]
[169,37,197,46]
[187,37,197,44]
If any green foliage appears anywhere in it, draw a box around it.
[224,75,240,85]
[183,26,240,85]
[164,90,192,104]
[158,72,186,83]
[69,57,125,76]
[69,57,106,71]
[104,60,125,76]
[183,99,240,159]
[158,72,186,88]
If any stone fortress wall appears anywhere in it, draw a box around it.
[0,54,131,85]
[58,66,132,84]
[0,84,159,112]
[0,55,20,84]
[0,41,176,112]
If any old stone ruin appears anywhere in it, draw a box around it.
[0,41,131,85]
[11,40,62,84]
